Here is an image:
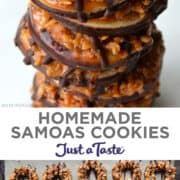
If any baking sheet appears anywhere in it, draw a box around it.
[2,160,177,180]
[175,161,180,180]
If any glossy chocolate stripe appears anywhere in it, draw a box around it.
[14,14,28,53]
[15,15,33,66]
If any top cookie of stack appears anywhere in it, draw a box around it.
[31,0,167,34]
[15,0,167,107]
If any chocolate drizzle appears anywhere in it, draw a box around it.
[32,71,159,107]
[64,82,156,103]
[104,0,115,16]
[91,37,108,68]
[42,56,53,65]
[40,29,53,44]
[121,41,132,53]
[75,0,86,22]
[106,0,115,7]
[59,67,75,87]
[29,38,36,46]
[23,50,34,65]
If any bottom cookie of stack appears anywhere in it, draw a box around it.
[32,76,159,107]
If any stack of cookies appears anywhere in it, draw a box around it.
[15,0,167,107]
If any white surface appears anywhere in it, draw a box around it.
[1,108,180,160]
[0,1,179,107]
